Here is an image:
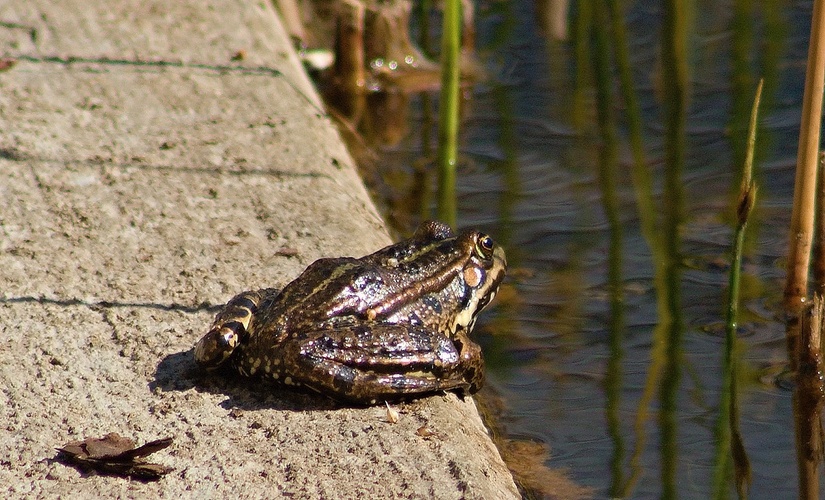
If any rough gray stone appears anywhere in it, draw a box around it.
[0,0,520,498]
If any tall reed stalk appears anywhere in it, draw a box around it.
[785,0,825,308]
[712,80,761,500]
[436,0,462,227]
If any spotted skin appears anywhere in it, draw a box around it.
[194,220,506,404]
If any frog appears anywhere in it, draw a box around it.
[193,220,507,404]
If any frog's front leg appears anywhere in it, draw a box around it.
[451,330,485,394]
[284,325,485,404]
[194,288,278,369]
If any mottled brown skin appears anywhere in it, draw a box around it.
[194,221,507,404]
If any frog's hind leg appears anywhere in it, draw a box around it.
[194,289,276,369]
[289,325,482,404]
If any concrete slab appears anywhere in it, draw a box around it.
[0,0,520,498]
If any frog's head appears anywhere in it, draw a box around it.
[449,228,507,334]
[371,220,507,335]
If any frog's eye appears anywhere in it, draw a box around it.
[475,234,494,258]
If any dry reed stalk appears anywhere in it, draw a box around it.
[794,296,825,500]
[785,3,825,497]
[784,0,825,310]
[328,0,366,119]
[814,153,825,294]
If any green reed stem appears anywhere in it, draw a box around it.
[604,0,652,213]
[713,80,760,500]
[598,0,669,494]
[658,2,691,498]
[590,3,627,496]
[571,0,592,130]
[436,0,461,227]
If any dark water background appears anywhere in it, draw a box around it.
[365,0,819,497]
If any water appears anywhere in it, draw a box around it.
[368,0,815,497]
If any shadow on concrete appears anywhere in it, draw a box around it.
[152,348,340,412]
[3,295,341,411]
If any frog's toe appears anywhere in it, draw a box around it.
[194,322,246,369]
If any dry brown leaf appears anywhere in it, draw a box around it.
[57,433,173,481]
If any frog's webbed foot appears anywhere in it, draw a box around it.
[288,325,485,404]
[194,288,278,369]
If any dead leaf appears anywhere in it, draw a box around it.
[57,433,173,481]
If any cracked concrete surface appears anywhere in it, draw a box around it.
[0,0,520,498]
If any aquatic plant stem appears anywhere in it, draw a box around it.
[436,0,461,228]
[794,296,825,500]
[785,0,825,309]
[416,0,433,57]
[589,3,627,496]
[712,79,761,500]
[329,0,366,120]
[658,1,691,498]
[599,1,670,494]
[571,0,592,130]
[815,154,825,291]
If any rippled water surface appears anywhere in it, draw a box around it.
[370,0,814,497]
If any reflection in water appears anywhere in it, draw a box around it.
[658,2,689,498]
[589,1,628,497]
[358,0,815,497]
